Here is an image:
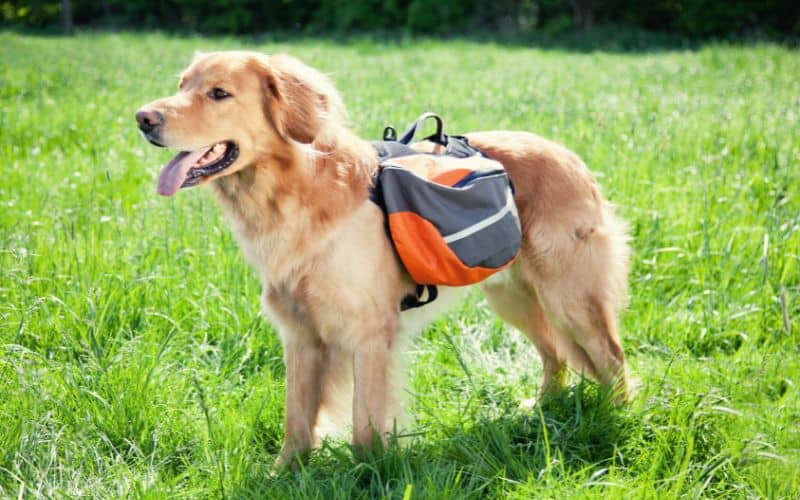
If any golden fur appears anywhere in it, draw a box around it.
[136,51,631,466]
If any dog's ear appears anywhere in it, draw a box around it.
[254,54,337,145]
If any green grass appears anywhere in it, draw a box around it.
[1,31,799,498]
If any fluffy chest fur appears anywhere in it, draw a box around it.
[211,149,415,350]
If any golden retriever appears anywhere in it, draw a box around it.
[136,51,631,466]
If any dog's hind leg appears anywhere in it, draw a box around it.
[519,212,631,403]
[481,269,569,398]
[536,285,629,402]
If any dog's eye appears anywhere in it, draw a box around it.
[208,88,232,100]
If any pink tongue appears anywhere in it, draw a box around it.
[157,146,213,196]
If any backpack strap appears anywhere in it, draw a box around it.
[375,112,484,163]
[442,135,483,159]
[372,140,418,163]
[396,112,484,159]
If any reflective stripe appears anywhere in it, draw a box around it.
[443,190,516,244]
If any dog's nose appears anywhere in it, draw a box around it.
[136,109,164,134]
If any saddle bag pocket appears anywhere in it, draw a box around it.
[377,154,521,286]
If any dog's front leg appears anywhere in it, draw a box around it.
[352,336,392,452]
[277,337,324,468]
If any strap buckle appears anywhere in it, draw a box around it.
[400,284,438,311]
[383,126,397,141]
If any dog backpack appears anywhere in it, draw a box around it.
[371,113,522,308]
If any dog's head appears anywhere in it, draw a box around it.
[136,51,343,196]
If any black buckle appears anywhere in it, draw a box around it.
[400,285,438,311]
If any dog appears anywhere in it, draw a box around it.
[136,50,631,466]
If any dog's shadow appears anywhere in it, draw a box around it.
[233,381,636,497]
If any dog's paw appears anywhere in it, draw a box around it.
[272,445,310,474]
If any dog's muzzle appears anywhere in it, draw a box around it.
[136,108,166,147]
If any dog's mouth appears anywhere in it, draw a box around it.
[157,141,239,196]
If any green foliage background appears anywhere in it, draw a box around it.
[2,0,799,37]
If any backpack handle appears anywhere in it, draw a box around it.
[397,112,445,145]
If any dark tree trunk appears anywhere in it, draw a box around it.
[571,0,595,32]
[62,0,73,34]
[102,0,114,28]
[102,0,111,20]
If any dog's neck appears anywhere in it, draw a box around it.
[210,126,377,284]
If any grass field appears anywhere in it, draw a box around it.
[1,31,799,498]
